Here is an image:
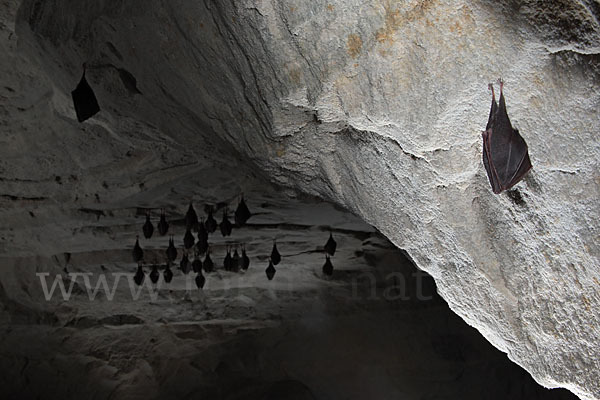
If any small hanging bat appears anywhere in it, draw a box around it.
[482,80,532,194]
[71,63,100,122]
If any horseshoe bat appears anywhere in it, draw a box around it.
[265,260,276,280]
[158,209,169,236]
[142,213,154,239]
[195,272,206,289]
[134,264,145,286]
[71,63,100,122]
[324,232,337,256]
[203,249,214,273]
[163,263,173,284]
[241,245,250,271]
[482,80,532,194]
[270,240,281,266]
[149,264,160,284]
[234,195,252,226]
[322,255,333,277]
[132,236,143,263]
[185,202,199,231]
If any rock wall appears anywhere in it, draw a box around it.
[2,0,599,398]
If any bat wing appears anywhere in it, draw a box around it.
[486,96,498,131]
[504,131,532,190]
[482,89,532,193]
[482,128,502,193]
[71,71,100,123]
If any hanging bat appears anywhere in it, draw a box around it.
[482,80,532,194]
[265,260,276,280]
[270,240,281,265]
[203,249,214,273]
[163,264,173,284]
[234,195,252,226]
[324,232,337,256]
[71,63,100,122]
[195,272,206,289]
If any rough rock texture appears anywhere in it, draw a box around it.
[1,0,599,398]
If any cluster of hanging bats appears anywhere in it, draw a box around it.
[130,196,338,289]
